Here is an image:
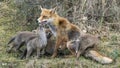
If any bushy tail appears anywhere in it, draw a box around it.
[84,50,113,64]
[8,36,16,45]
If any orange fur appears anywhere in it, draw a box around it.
[84,50,113,64]
[37,7,113,64]
[38,7,80,57]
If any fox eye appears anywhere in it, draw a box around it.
[43,16,48,18]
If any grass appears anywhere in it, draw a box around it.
[0,1,120,68]
[0,32,120,68]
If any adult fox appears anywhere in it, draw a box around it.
[37,6,113,64]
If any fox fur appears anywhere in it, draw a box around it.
[37,7,113,64]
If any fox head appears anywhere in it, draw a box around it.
[37,6,59,26]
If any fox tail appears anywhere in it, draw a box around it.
[8,36,16,45]
[84,50,113,64]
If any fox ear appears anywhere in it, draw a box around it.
[50,6,57,14]
[40,5,43,10]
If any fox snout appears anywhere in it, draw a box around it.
[37,18,47,24]
[37,18,54,24]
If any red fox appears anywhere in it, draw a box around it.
[37,6,113,64]
[38,6,80,58]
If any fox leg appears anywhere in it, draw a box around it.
[36,47,41,59]
[67,41,76,56]
[52,38,62,58]
[26,47,33,59]
[84,50,113,64]
[15,42,24,52]
[76,43,96,59]
[76,47,86,59]
[20,48,27,59]
[41,48,45,55]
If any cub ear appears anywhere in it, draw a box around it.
[50,6,57,14]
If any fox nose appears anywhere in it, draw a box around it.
[37,18,47,23]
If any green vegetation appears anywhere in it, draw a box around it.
[0,0,120,68]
